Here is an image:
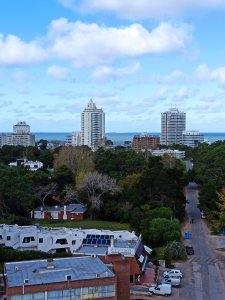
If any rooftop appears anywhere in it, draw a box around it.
[5,256,115,287]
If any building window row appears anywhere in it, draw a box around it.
[10,285,115,300]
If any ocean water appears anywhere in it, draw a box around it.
[34,132,225,146]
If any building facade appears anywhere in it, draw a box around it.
[81,100,105,148]
[65,131,82,147]
[181,131,204,148]
[0,121,35,147]
[5,256,117,300]
[151,149,185,159]
[132,134,160,151]
[32,204,87,221]
[0,224,150,288]
[161,108,186,146]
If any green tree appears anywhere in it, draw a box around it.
[0,164,34,216]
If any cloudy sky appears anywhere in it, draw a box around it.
[0,0,225,132]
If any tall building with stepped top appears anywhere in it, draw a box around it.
[161,108,186,146]
[0,121,35,147]
[81,99,105,148]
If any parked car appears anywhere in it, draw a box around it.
[163,269,183,278]
[160,275,181,287]
[185,245,194,255]
[149,283,171,297]
[201,211,206,219]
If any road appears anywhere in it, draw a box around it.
[167,182,225,300]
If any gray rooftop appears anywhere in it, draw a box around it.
[34,204,86,213]
[5,256,114,287]
[76,246,109,255]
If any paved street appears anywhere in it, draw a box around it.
[149,181,225,299]
[174,182,225,300]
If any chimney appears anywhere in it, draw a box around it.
[47,258,54,269]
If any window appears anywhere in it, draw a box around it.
[47,289,81,300]
[82,285,115,299]
[39,238,43,243]
[130,275,133,283]
[7,236,11,240]
[65,275,71,281]
[11,293,44,300]
[23,237,35,243]
[72,240,76,245]
[56,238,68,245]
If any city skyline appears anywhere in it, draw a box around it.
[1,1,225,132]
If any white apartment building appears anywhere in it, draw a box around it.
[182,131,204,148]
[161,108,186,146]
[0,121,35,147]
[81,99,105,148]
[13,121,30,134]
[151,149,185,159]
[65,131,81,146]
[0,224,150,261]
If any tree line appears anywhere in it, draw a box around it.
[0,142,188,247]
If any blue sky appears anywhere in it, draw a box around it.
[1,0,225,132]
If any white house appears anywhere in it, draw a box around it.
[9,158,43,171]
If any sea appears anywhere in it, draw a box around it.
[34,132,225,146]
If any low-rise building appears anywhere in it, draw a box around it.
[132,134,160,151]
[0,224,151,287]
[9,158,43,171]
[181,130,204,148]
[5,256,117,300]
[65,131,82,146]
[32,204,87,221]
[151,149,185,159]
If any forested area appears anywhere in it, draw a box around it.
[0,143,188,247]
[191,141,225,232]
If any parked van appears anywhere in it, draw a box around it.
[149,283,172,296]
[160,275,181,287]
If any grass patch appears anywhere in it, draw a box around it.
[31,219,130,231]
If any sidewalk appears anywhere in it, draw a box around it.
[140,267,156,286]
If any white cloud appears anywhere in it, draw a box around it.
[48,19,193,67]
[0,34,47,65]
[47,65,70,80]
[92,62,140,80]
[195,64,225,87]
[162,70,186,84]
[0,19,193,68]
[58,0,225,19]
[211,68,225,86]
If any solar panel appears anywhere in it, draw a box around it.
[106,240,110,245]
[91,239,97,244]
[87,234,91,238]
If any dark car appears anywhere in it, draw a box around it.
[185,245,194,255]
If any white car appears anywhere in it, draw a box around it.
[149,284,171,296]
[163,269,183,278]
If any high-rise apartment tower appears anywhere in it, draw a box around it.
[81,99,105,148]
[161,108,186,146]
